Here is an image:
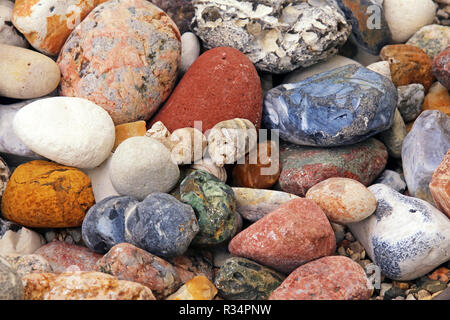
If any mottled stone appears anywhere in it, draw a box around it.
[0,256,24,300]
[82,196,139,253]
[402,110,450,204]
[377,108,407,159]
[397,84,426,122]
[214,257,285,300]
[433,46,450,90]
[34,241,102,273]
[57,0,181,125]
[168,249,214,284]
[0,228,45,255]
[0,0,27,47]
[23,271,156,300]
[180,170,236,246]
[422,82,450,115]
[96,243,181,299]
[348,184,450,281]
[149,0,194,34]
[166,275,217,300]
[429,150,450,217]
[229,198,335,274]
[269,256,372,300]
[407,25,450,59]
[263,65,397,146]
[278,138,388,197]
[125,193,199,258]
[1,254,53,278]
[374,170,407,193]
[192,0,351,73]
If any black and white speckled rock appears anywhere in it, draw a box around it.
[397,84,425,123]
[0,256,24,299]
[374,170,406,193]
[191,0,351,73]
[125,193,199,258]
[347,184,450,281]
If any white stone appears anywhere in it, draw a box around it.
[13,97,116,169]
[82,154,119,203]
[170,127,207,165]
[180,32,200,74]
[110,136,180,201]
[0,0,28,47]
[384,0,437,43]
[0,228,45,255]
[347,184,450,281]
[366,61,392,81]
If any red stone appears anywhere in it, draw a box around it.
[228,198,336,274]
[149,47,262,133]
[429,150,450,218]
[268,256,373,300]
[433,46,450,91]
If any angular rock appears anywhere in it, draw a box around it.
[422,82,450,115]
[168,249,214,284]
[0,256,23,300]
[397,84,426,122]
[377,108,407,159]
[429,150,450,217]
[0,228,45,255]
[433,46,450,90]
[407,24,450,59]
[0,0,27,47]
[374,170,407,193]
[1,254,53,278]
[263,65,398,146]
[166,275,217,300]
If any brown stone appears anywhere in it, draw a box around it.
[166,275,217,300]
[113,121,147,151]
[423,82,450,116]
[429,150,450,217]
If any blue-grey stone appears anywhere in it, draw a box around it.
[81,196,139,254]
[263,64,398,147]
[397,84,425,123]
[374,170,406,193]
[402,110,450,205]
[125,192,199,258]
[347,184,450,281]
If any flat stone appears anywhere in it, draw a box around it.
[1,254,53,278]
[429,150,450,217]
[407,24,450,59]
[397,84,426,122]
[374,170,407,193]
[0,256,23,300]
[377,108,407,159]
[433,46,450,90]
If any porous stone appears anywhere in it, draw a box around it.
[82,155,119,203]
[1,254,53,278]
[228,198,335,274]
[145,121,173,150]
[82,196,139,253]
[397,84,426,122]
[377,108,407,159]
[407,24,450,59]
[166,275,217,300]
[180,32,200,74]
[0,256,24,300]
[113,121,147,152]
[125,193,199,258]
[433,46,450,90]
[168,249,215,284]
[180,170,236,247]
[148,0,194,34]
[263,65,398,146]
[57,0,181,125]
[1,160,95,228]
[429,150,450,217]
[96,243,181,299]
[347,184,450,281]
[0,228,45,255]
[0,0,27,47]
[374,170,407,193]
[13,97,115,168]
[110,137,179,200]
[192,0,351,73]
[402,110,450,204]
[214,257,285,300]
[422,82,450,115]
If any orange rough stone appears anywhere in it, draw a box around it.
[1,160,95,228]
[23,272,156,300]
[166,276,217,300]
[380,44,435,92]
[422,82,450,115]
[113,121,147,151]
[429,150,450,217]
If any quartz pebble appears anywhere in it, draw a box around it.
[82,155,119,203]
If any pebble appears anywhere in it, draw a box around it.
[0,256,24,300]
[191,157,227,183]
[377,108,407,159]
[347,184,450,281]
[23,271,156,300]
[417,289,432,300]
[397,84,426,122]
[125,192,199,258]
[113,121,147,152]
[0,228,45,255]
[110,137,180,200]
[229,198,335,274]
[34,241,102,273]
[82,155,119,203]
[96,243,181,299]
[180,170,236,246]
[82,196,139,253]
[214,257,285,300]
[166,275,217,300]
[57,0,181,125]
[151,47,262,133]
[383,0,437,43]
[1,254,53,278]
[268,256,373,300]
[168,249,215,284]
[43,228,84,246]
[422,82,450,115]
[374,170,407,193]
[384,287,406,300]
[170,127,207,165]
[0,0,27,47]
[180,32,200,74]
[0,155,9,201]
[429,150,450,217]
[148,0,194,34]
[278,138,388,197]
[366,61,392,80]
[1,160,95,228]
[0,44,60,99]
[402,110,450,204]
[407,24,450,59]
[13,97,115,168]
[433,46,450,90]
[305,178,377,224]
[263,65,398,147]
[428,267,450,283]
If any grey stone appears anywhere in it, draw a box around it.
[397,84,425,123]
[374,170,406,193]
[377,108,407,159]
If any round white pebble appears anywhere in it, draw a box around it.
[180,32,200,74]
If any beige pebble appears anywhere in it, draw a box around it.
[0,228,45,255]
[170,127,207,165]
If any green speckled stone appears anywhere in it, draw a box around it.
[180,170,236,246]
[214,257,285,300]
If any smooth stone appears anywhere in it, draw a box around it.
[96,243,181,299]
[180,170,237,247]
[232,188,299,222]
[148,0,194,34]
[347,184,450,281]
[229,198,336,274]
[433,46,450,90]
[407,24,450,59]
[82,155,119,203]
[269,256,372,300]
[13,97,115,169]
[0,0,27,47]
[180,32,200,74]
[0,228,45,255]
[110,137,179,200]
[397,84,426,122]
[23,272,156,300]
[57,0,181,125]
[125,193,199,258]
[366,61,392,80]
[422,82,450,115]
[214,257,285,300]
[282,55,361,84]
[82,196,139,253]
[1,160,95,228]
[0,256,23,300]
[384,0,437,43]
[374,170,407,193]
[402,110,450,204]
[0,155,9,201]
[263,65,398,147]
[0,44,60,99]
[1,254,53,278]
[306,178,377,224]
[429,150,450,217]
[377,108,407,159]
[166,275,217,300]
[168,249,215,284]
[113,121,147,152]
[278,138,388,197]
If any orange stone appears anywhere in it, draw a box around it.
[423,82,450,115]
[166,275,217,300]
[429,150,450,218]
[113,121,147,151]
[232,140,280,189]
[429,267,450,283]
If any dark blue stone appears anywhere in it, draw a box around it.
[125,192,199,258]
[81,196,139,254]
[263,64,398,147]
